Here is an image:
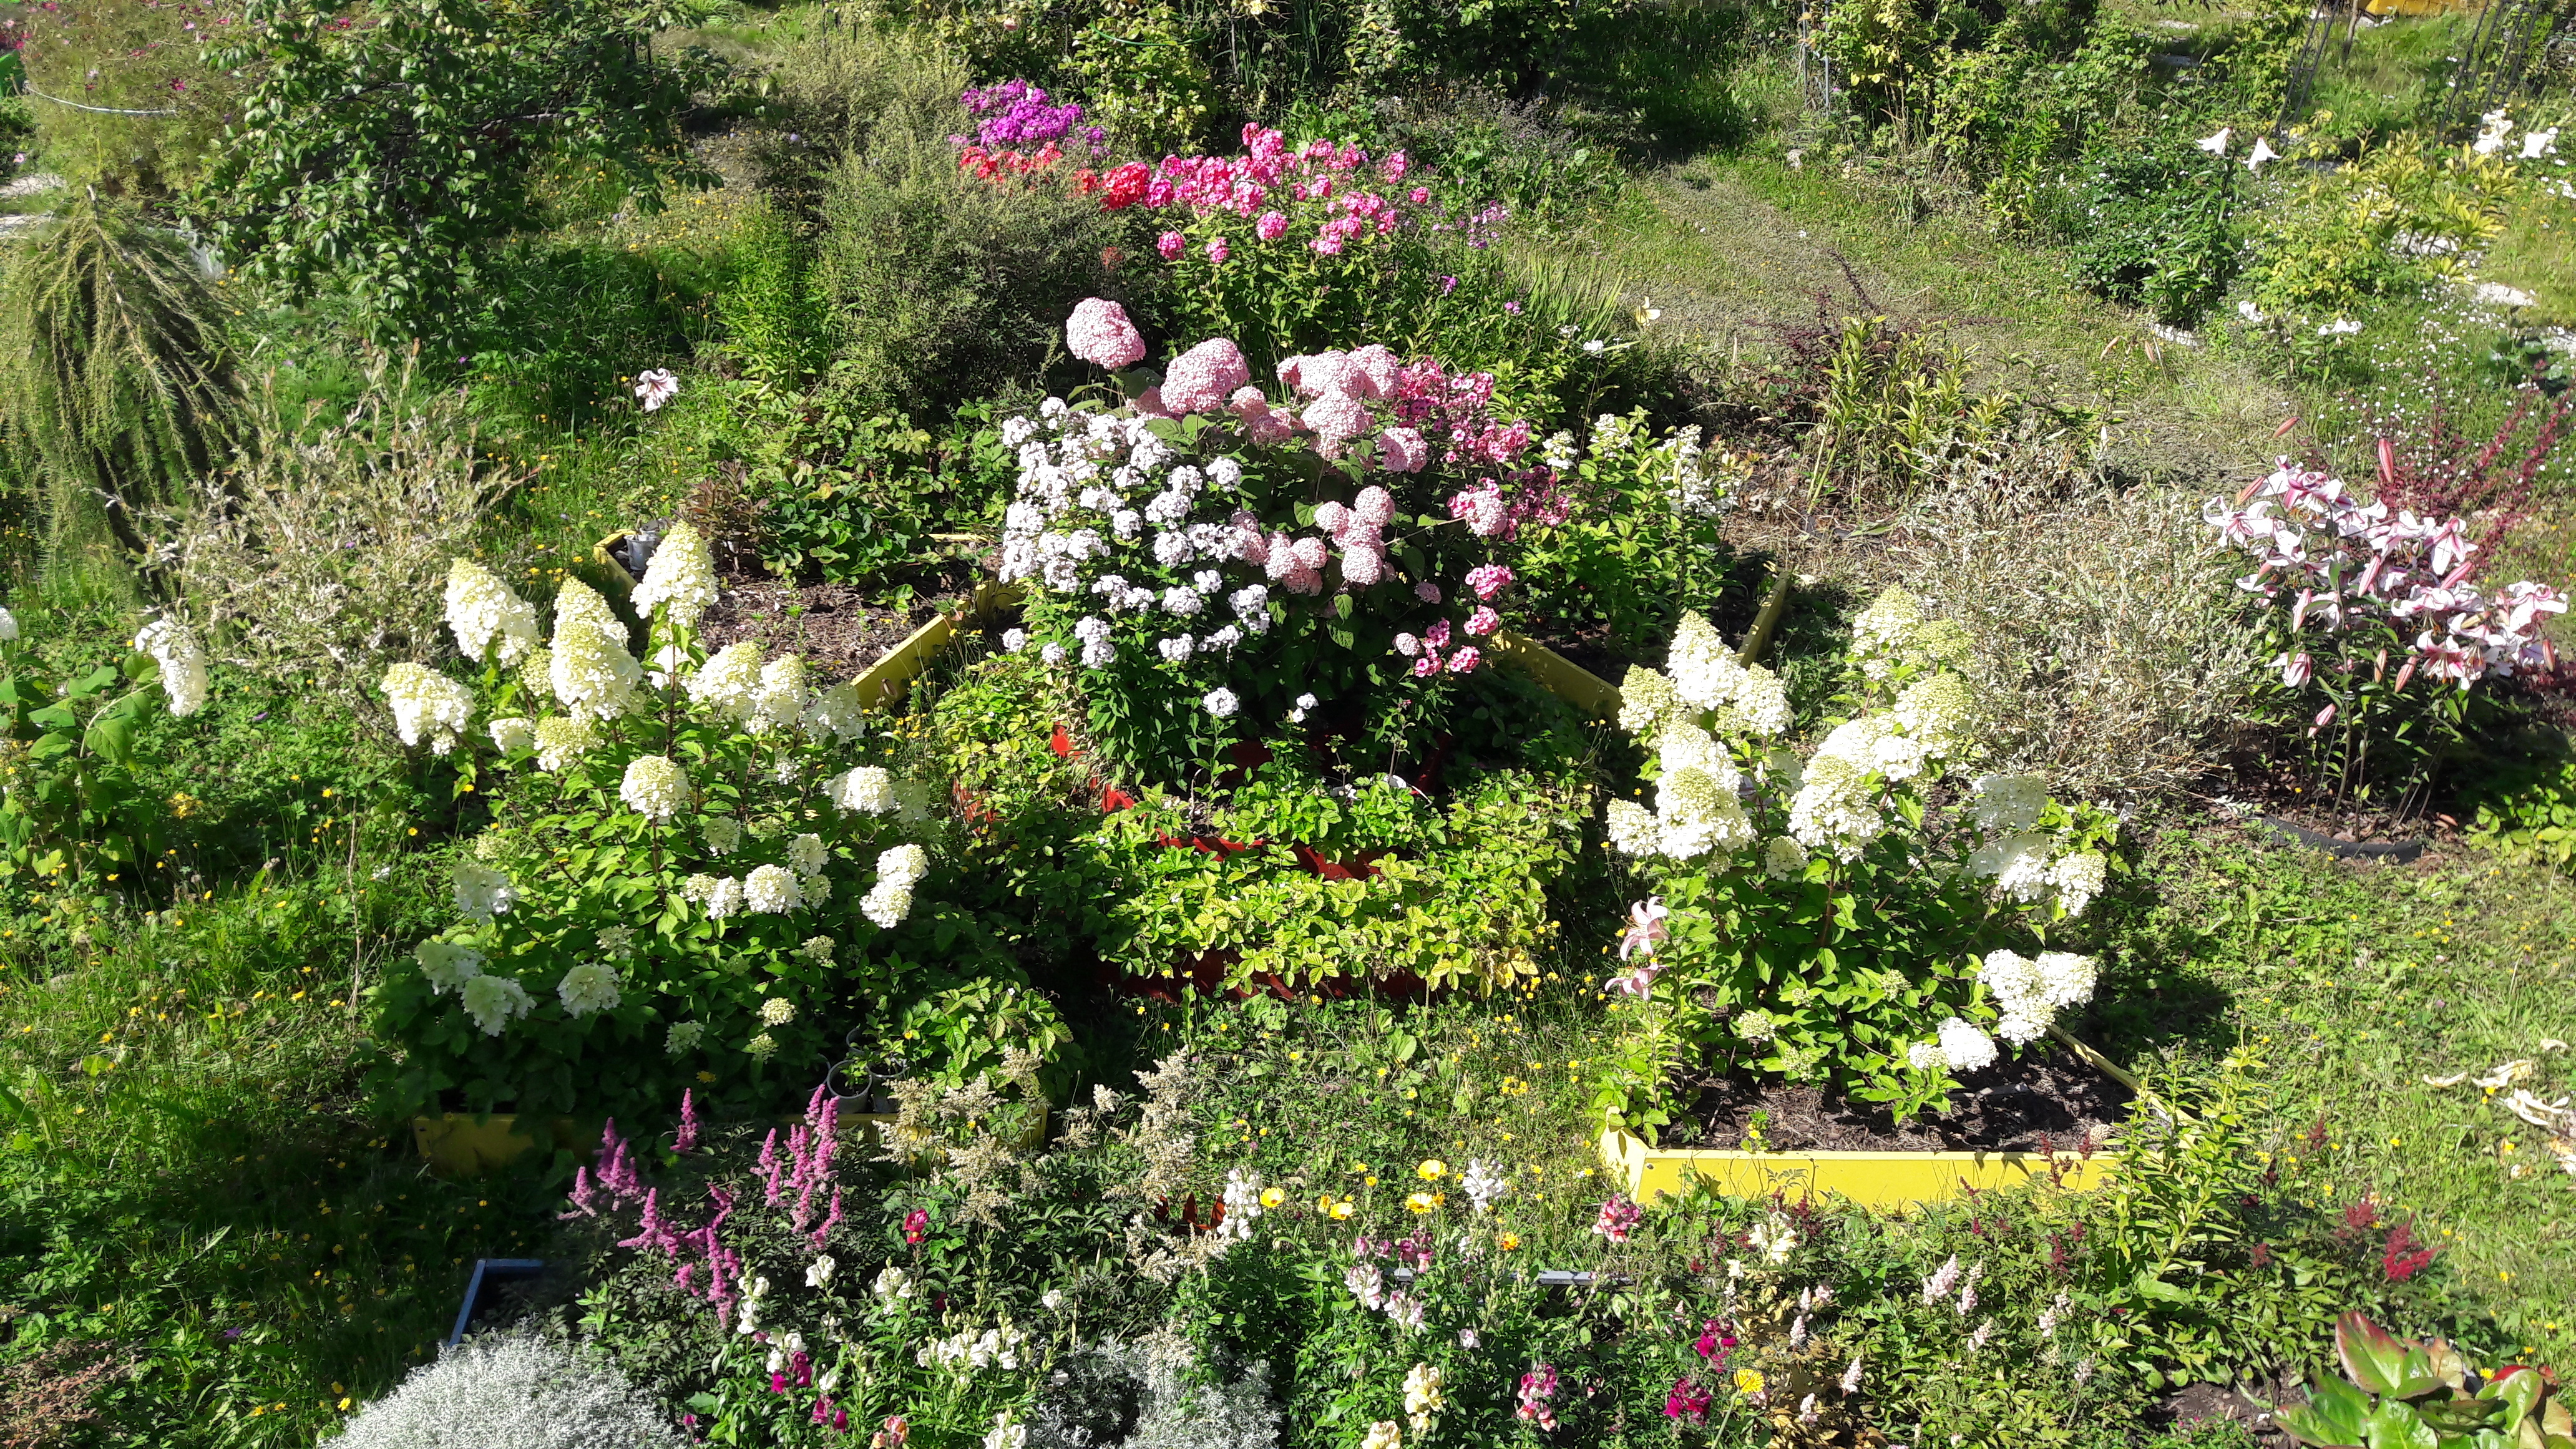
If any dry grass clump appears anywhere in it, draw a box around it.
[1897,485,2266,800]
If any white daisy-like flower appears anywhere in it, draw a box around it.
[618,754,692,821]
[557,962,623,1016]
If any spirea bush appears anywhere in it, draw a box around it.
[369,524,1001,1121]
[330,1329,687,1449]
[1593,592,2122,1134]
[998,302,1573,778]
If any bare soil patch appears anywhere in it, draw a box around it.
[1672,1040,2129,1153]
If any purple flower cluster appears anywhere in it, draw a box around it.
[958,79,1105,155]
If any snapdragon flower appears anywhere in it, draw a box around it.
[443,559,540,665]
[381,662,476,754]
[632,520,719,632]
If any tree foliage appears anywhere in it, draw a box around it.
[192,0,728,341]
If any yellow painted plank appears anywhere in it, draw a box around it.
[412,1115,592,1175]
[1490,630,1624,719]
[1599,1129,2117,1209]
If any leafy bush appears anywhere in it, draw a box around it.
[2462,739,2576,872]
[0,622,187,893]
[333,1329,688,1449]
[2065,140,2242,326]
[366,528,1018,1121]
[1591,593,2120,1133]
[1513,409,1744,663]
[1075,760,1589,994]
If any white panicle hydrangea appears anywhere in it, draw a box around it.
[1616,666,1684,737]
[1906,1041,1949,1071]
[381,663,476,754]
[827,765,895,815]
[2051,852,2107,917]
[891,778,935,823]
[1971,774,2049,832]
[703,815,742,856]
[788,833,827,877]
[804,680,867,742]
[1893,673,1976,759]
[1664,613,1792,738]
[0,605,17,643]
[2035,951,2099,1010]
[666,1020,705,1056]
[596,927,637,959]
[1971,832,2056,902]
[1604,799,1659,856]
[750,655,809,734]
[705,876,746,920]
[488,716,535,754]
[461,973,535,1036]
[554,577,628,649]
[1652,723,1754,859]
[760,996,796,1027]
[861,876,915,930]
[133,618,210,717]
[1787,751,1882,861]
[801,934,837,964]
[1762,836,1807,879]
[557,962,623,1017]
[877,843,930,889]
[534,715,598,771]
[1936,1017,1998,1072]
[444,559,541,666]
[452,861,518,921]
[550,617,643,722]
[618,754,692,821]
[744,864,803,914]
[631,520,720,632]
[680,874,718,904]
[1850,588,1926,680]
[688,640,764,720]
[415,940,484,994]
[330,1329,688,1449]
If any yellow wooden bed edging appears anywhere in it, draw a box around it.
[1599,1127,2119,1209]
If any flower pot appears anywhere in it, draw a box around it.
[412,1113,596,1175]
[1596,1126,2119,1209]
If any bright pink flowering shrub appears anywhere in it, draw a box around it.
[1065,296,1145,369]
[1161,338,1252,413]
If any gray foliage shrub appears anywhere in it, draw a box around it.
[1898,485,2265,800]
[326,1330,686,1449]
[1027,1330,1282,1449]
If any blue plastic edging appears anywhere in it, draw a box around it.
[446,1259,547,1348]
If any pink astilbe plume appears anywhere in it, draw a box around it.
[759,1128,786,1206]
[811,1189,846,1249]
[675,1089,700,1154]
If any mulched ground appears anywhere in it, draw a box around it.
[1671,1040,2129,1152]
[2157,1369,2305,1443]
[695,580,970,680]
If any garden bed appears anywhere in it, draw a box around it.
[695,575,973,679]
[1672,1040,2130,1154]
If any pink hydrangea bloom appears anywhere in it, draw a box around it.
[1227,384,1269,412]
[1414,580,1441,603]
[1065,298,1144,369]
[1282,565,1325,595]
[1256,209,1288,241]
[1342,544,1388,586]
[1264,532,1300,581]
[1238,402,1299,445]
[1163,338,1251,413]
[1314,500,1350,537]
[1346,344,1398,398]
[1289,536,1329,571]
[1377,426,1427,474]
[1394,632,1421,657]
[1156,230,1186,260]
[1466,607,1500,636]
[1447,646,1481,673]
[1353,485,1394,527]
[1465,563,1515,599]
[1131,385,1175,417]
[1277,355,1312,394]
[1302,392,1370,457]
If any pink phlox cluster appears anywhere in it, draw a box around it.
[957,79,1105,154]
[2207,460,2567,688]
[1465,563,1514,599]
[1516,1364,1560,1430]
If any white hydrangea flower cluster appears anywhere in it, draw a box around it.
[1848,586,1973,683]
[381,662,476,754]
[460,973,535,1036]
[1976,949,2099,1045]
[628,520,720,632]
[133,617,209,717]
[1907,1017,1999,1074]
[1570,410,1739,519]
[443,559,540,665]
[826,764,895,814]
[414,940,484,994]
[548,580,645,723]
[556,962,623,1017]
[1963,774,2109,917]
[451,861,517,921]
[688,639,867,743]
[862,843,930,929]
[532,715,596,771]
[1616,614,1790,741]
[1604,613,1793,863]
[617,754,691,821]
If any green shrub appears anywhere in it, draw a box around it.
[2462,738,2576,873]
[2065,141,2243,326]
